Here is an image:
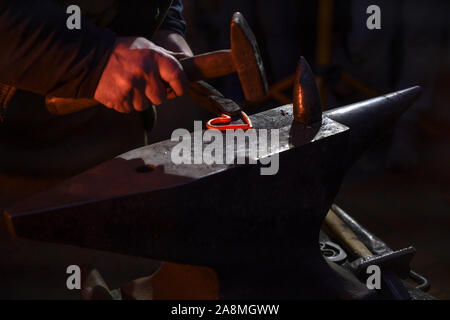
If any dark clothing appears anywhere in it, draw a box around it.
[0,0,115,100]
[107,0,185,39]
[0,0,186,176]
[160,0,186,37]
[0,2,182,300]
[0,0,186,109]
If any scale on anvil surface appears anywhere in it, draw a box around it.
[3,57,422,299]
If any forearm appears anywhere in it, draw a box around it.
[0,0,116,98]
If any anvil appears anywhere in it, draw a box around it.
[3,58,421,299]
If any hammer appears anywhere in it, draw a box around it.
[324,208,415,299]
[46,12,268,116]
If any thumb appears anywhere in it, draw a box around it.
[161,48,191,60]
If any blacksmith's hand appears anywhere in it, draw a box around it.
[94,37,189,113]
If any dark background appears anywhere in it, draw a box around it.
[0,0,448,299]
[154,0,449,299]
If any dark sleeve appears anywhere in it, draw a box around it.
[0,0,116,98]
[159,0,187,37]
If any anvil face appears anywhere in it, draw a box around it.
[6,105,349,267]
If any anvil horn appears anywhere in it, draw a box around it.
[325,86,422,167]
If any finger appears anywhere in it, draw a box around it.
[119,89,134,113]
[165,87,178,100]
[103,101,128,114]
[170,52,190,60]
[132,87,150,111]
[159,57,189,97]
[168,74,189,98]
[145,73,166,106]
[103,102,114,110]
[159,48,188,60]
[121,98,133,114]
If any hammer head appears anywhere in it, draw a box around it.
[231,12,268,102]
[351,246,416,279]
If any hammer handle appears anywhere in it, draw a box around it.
[324,209,373,258]
[46,50,235,116]
[180,49,235,81]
